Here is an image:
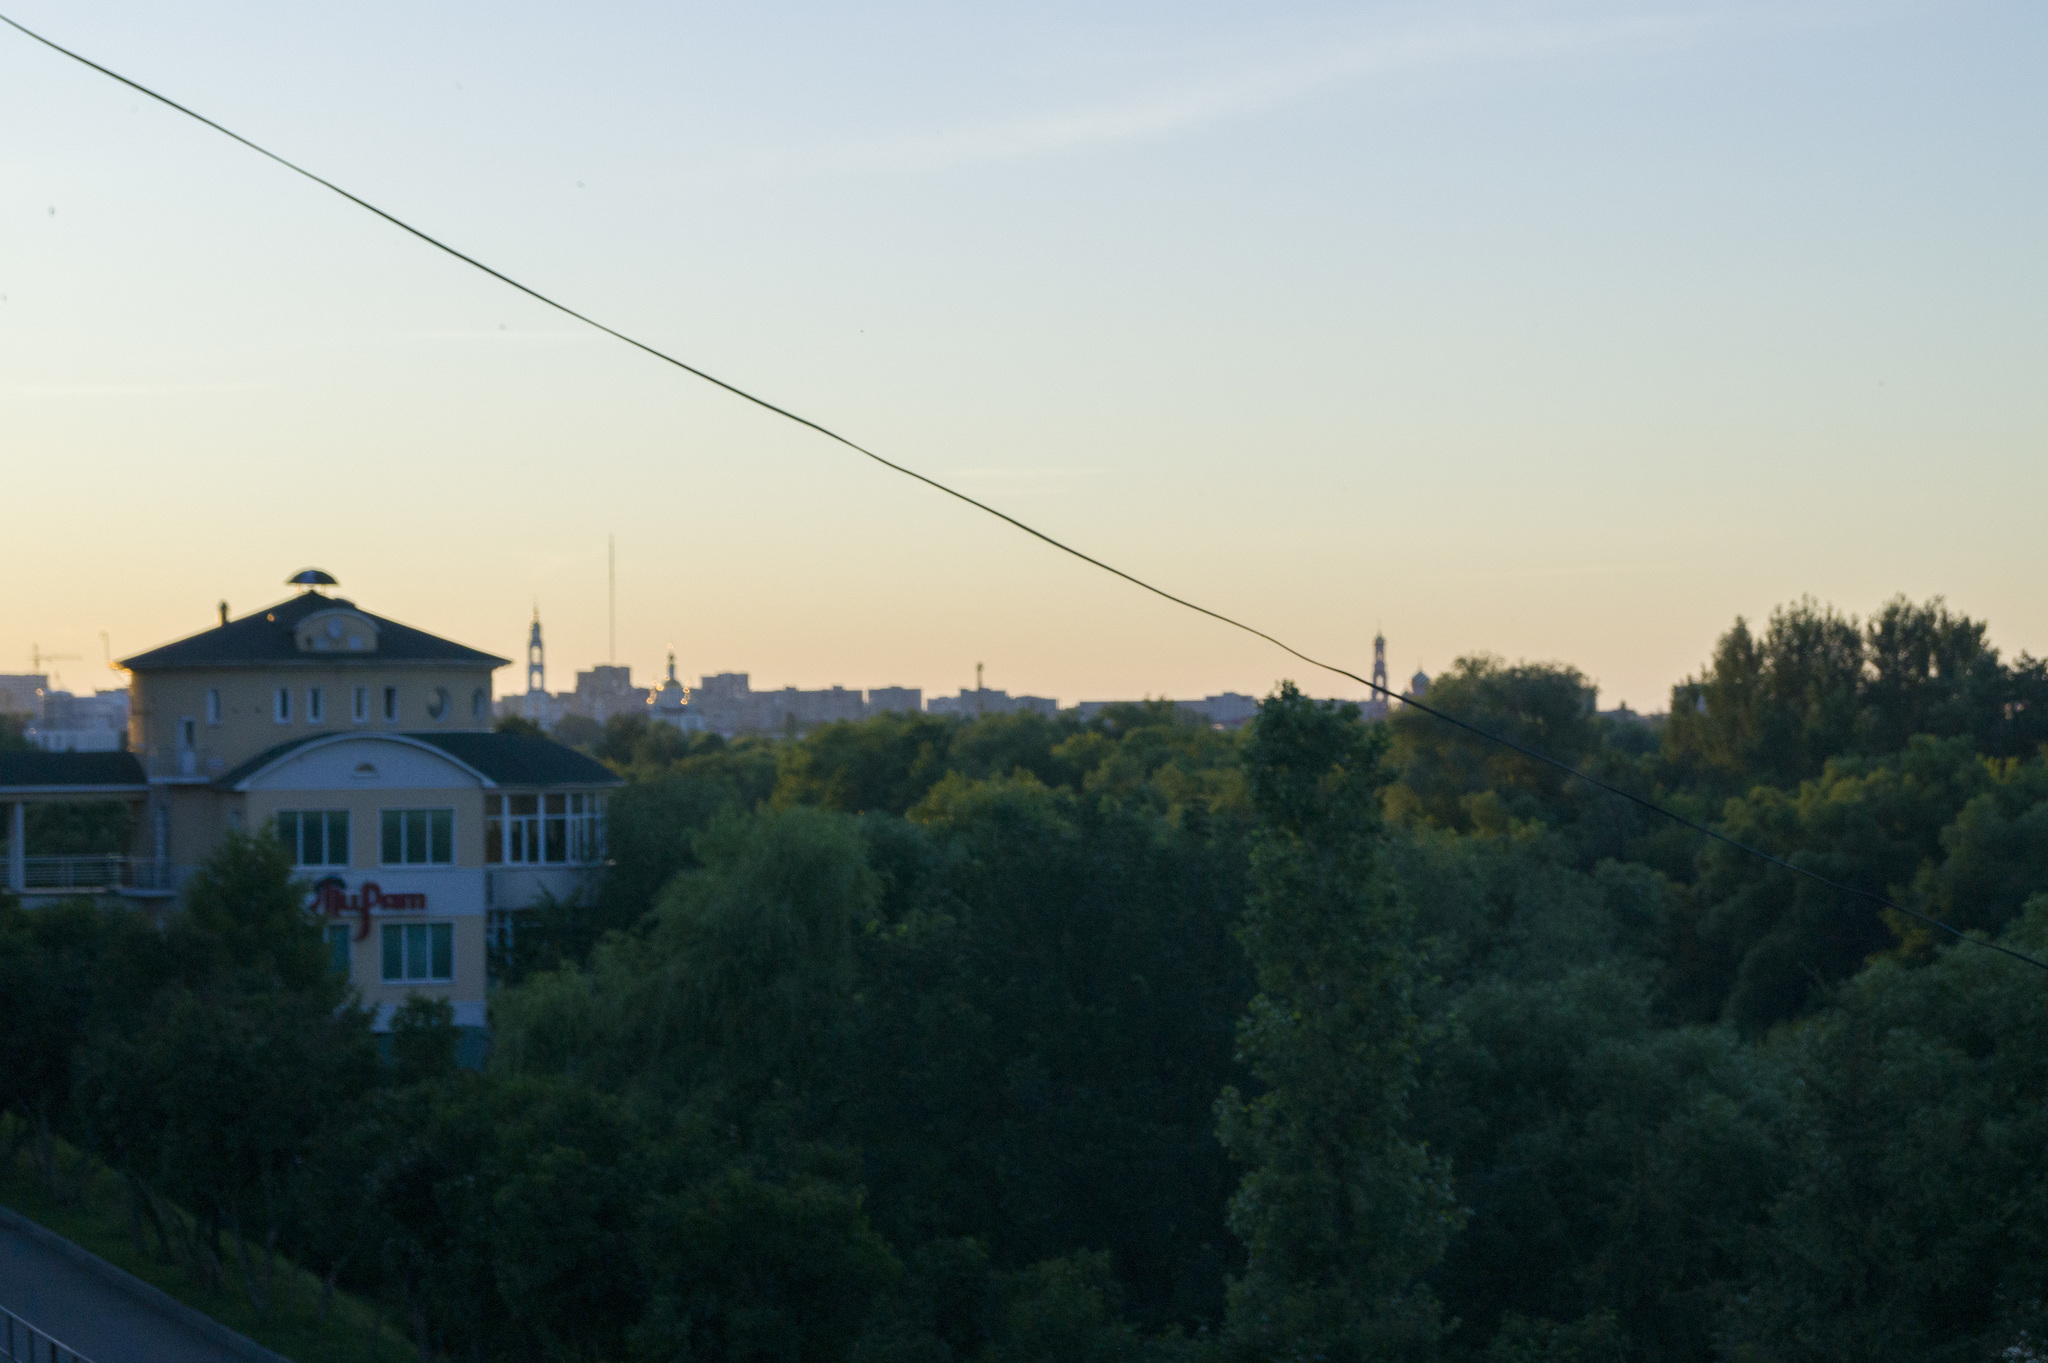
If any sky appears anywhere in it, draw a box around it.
[2,0,2043,712]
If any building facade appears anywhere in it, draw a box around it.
[0,573,618,1032]
[0,674,48,724]
[28,688,130,752]
[926,688,1058,719]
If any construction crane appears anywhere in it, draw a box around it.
[27,644,81,691]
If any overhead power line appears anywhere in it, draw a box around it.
[6,12,2044,975]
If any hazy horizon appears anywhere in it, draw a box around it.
[4,1,2043,715]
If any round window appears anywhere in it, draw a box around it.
[427,686,450,720]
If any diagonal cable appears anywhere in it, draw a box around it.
[6,10,2043,973]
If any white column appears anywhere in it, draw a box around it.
[8,801,24,893]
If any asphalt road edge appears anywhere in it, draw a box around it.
[0,1201,294,1363]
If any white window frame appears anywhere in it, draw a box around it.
[569,792,604,863]
[381,921,454,983]
[487,791,604,865]
[382,686,399,723]
[352,685,369,723]
[307,687,325,724]
[274,687,291,723]
[276,809,350,867]
[380,807,455,865]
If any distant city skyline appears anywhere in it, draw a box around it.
[496,606,1373,736]
[4,2,2043,714]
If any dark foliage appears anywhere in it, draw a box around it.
[8,595,2047,1361]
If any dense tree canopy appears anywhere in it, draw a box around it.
[7,593,2048,1361]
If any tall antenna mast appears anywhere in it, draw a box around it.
[608,534,616,666]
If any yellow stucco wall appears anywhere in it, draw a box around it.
[131,664,497,780]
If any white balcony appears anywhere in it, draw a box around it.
[143,750,227,781]
[12,855,178,897]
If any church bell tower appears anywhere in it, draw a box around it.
[525,608,546,721]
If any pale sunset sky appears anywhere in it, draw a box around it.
[2,1,2042,710]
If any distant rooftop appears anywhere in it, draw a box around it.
[215,731,620,789]
[0,751,147,792]
[121,592,508,672]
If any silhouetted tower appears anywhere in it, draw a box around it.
[524,608,546,721]
[1371,629,1389,699]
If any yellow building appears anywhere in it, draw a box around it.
[0,570,619,1031]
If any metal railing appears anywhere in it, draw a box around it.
[16,857,176,895]
[144,751,223,780]
[1,1303,96,1363]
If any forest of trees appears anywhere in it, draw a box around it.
[5,593,2048,1361]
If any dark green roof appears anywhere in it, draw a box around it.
[213,735,325,788]
[217,731,619,789]
[409,732,621,787]
[0,751,147,790]
[121,593,507,671]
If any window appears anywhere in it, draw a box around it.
[380,922,453,982]
[381,808,453,865]
[426,686,450,721]
[274,687,291,723]
[308,687,325,723]
[487,793,603,865]
[570,793,604,862]
[179,716,196,749]
[352,686,368,723]
[487,794,537,864]
[324,924,352,977]
[206,689,221,725]
[383,686,398,722]
[546,794,569,861]
[471,687,487,720]
[277,809,350,866]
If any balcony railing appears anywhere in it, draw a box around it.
[2,1302,96,1363]
[144,750,227,780]
[16,856,177,895]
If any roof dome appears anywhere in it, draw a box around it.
[289,568,338,587]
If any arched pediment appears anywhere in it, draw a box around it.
[236,735,490,792]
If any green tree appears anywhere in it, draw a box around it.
[632,1159,900,1363]
[1385,656,1603,836]
[0,897,123,1188]
[1217,685,1459,1361]
[772,711,960,815]
[23,799,138,856]
[72,833,377,1314]
[847,770,1249,1327]
[1691,737,1992,1030]
[1415,965,1794,1361]
[495,805,877,1109]
[355,1073,643,1359]
[1722,899,2048,1359]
